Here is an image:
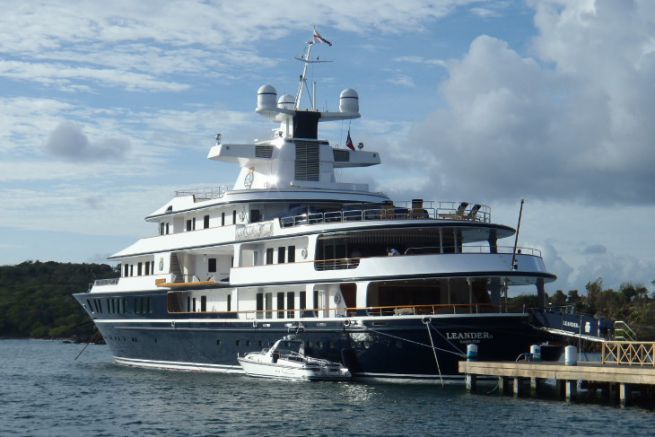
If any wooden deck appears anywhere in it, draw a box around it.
[458,360,655,407]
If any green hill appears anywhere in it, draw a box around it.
[0,261,118,339]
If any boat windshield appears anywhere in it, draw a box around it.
[276,340,304,354]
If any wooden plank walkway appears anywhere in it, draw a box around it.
[458,360,655,406]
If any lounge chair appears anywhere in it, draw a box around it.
[440,201,469,220]
[466,204,481,220]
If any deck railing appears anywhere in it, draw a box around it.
[602,341,655,366]
[93,278,120,286]
[175,185,230,201]
[279,202,491,228]
[167,302,500,318]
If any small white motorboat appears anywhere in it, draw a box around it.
[238,336,351,381]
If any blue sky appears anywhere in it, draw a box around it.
[2,0,655,293]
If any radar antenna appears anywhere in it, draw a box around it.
[295,26,332,111]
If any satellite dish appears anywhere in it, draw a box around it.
[357,142,364,150]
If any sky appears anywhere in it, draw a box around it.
[1,0,654,294]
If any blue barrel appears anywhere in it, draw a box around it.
[530,344,541,362]
[466,344,478,361]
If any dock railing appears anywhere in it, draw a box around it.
[602,341,655,367]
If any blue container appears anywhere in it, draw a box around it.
[466,344,478,361]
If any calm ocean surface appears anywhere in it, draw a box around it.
[1,340,654,436]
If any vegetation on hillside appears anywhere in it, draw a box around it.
[0,261,117,339]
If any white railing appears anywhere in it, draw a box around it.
[175,185,231,201]
[93,278,120,286]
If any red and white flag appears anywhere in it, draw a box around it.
[346,129,355,151]
[313,27,332,46]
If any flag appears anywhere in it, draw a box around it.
[313,27,332,46]
[346,129,355,151]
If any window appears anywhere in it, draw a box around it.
[130,265,134,277]
[86,299,94,313]
[186,219,192,231]
[250,210,261,223]
[300,291,306,311]
[165,223,170,234]
[201,296,207,312]
[277,292,285,318]
[192,217,196,230]
[204,215,210,229]
[221,212,225,226]
[287,292,295,319]
[124,264,129,277]
[256,293,263,319]
[288,246,295,263]
[192,297,197,312]
[187,296,191,312]
[266,248,274,265]
[137,262,143,276]
[265,293,272,318]
[313,290,319,311]
[208,258,217,273]
[227,294,232,312]
[278,247,286,264]
[145,262,150,276]
[232,210,237,224]
[160,222,165,235]
[151,261,155,274]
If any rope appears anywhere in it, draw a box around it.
[365,327,465,358]
[429,324,465,356]
[424,320,444,388]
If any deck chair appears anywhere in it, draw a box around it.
[466,204,481,220]
[440,201,468,220]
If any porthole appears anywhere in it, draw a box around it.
[246,340,251,347]
[216,339,221,346]
[235,340,240,347]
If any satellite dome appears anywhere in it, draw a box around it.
[257,84,277,111]
[339,88,359,113]
[277,94,295,110]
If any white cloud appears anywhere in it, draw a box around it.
[45,121,130,161]
[0,60,189,92]
[395,0,655,205]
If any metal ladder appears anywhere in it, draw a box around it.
[613,320,637,341]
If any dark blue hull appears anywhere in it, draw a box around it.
[74,291,551,381]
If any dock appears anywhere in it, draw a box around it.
[459,341,655,407]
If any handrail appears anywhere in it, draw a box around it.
[279,202,491,228]
[93,278,120,286]
[167,302,500,317]
[614,320,637,341]
[602,341,655,366]
[175,185,231,201]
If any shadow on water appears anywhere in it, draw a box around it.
[2,340,655,436]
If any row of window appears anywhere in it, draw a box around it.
[86,297,153,315]
[160,211,240,236]
[123,261,155,278]
[186,294,232,312]
[255,290,315,319]
[265,245,296,265]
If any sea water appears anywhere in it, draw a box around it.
[1,339,654,436]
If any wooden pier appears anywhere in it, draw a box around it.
[459,341,655,407]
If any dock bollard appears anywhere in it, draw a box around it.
[530,344,541,362]
[564,345,577,366]
[466,344,478,361]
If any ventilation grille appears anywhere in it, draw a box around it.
[295,142,320,181]
[255,145,273,158]
[333,149,350,162]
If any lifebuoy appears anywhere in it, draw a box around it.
[343,319,351,327]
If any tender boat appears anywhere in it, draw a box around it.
[238,336,351,381]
